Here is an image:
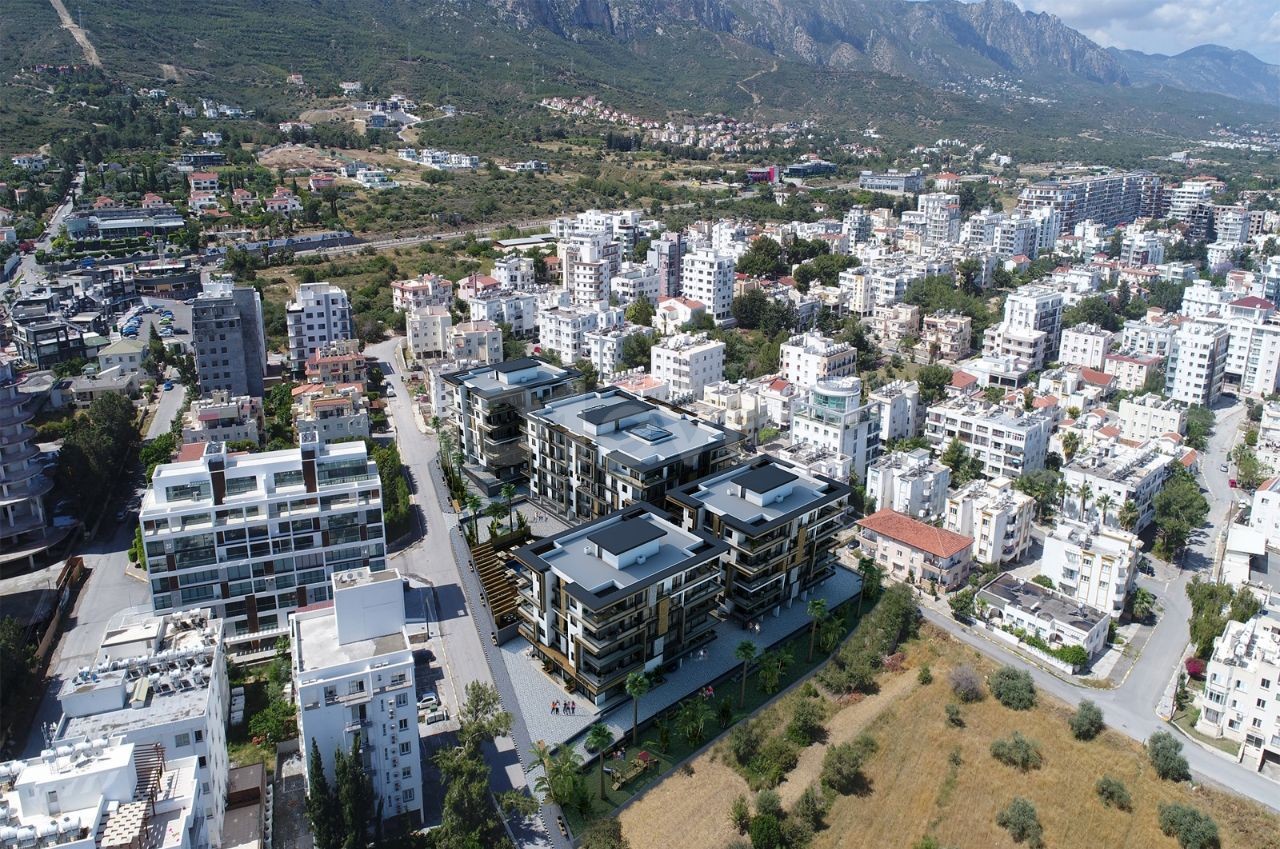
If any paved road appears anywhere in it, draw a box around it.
[926,398,1280,812]
[367,338,559,848]
[11,170,82,288]
[146,382,187,439]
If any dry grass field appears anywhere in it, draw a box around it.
[619,625,1280,849]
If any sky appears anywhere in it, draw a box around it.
[1005,0,1280,63]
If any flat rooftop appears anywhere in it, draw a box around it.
[443,357,576,395]
[978,573,1106,632]
[672,457,848,533]
[531,390,734,467]
[295,608,408,673]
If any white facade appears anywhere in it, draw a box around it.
[538,306,624,365]
[181,393,261,446]
[492,255,536,290]
[1165,319,1230,406]
[791,377,881,482]
[680,249,735,326]
[406,305,452,360]
[1003,285,1064,355]
[978,573,1110,662]
[1059,324,1115,370]
[779,331,858,391]
[287,282,354,375]
[293,385,371,444]
[611,262,660,306]
[1195,596,1280,771]
[391,274,453,312]
[650,332,725,403]
[916,193,961,247]
[96,338,146,377]
[945,477,1035,565]
[1182,281,1235,318]
[451,321,503,364]
[865,449,950,519]
[469,290,538,337]
[868,380,920,443]
[559,231,621,306]
[585,324,653,379]
[1118,394,1187,441]
[1039,519,1141,615]
[1062,440,1173,534]
[292,568,423,822]
[924,399,1053,479]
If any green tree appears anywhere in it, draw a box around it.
[1061,430,1081,462]
[949,588,976,620]
[620,331,655,369]
[917,364,953,405]
[1158,803,1219,849]
[574,358,600,392]
[676,696,715,745]
[1118,499,1140,532]
[586,724,614,798]
[0,617,34,724]
[1185,405,1215,450]
[806,597,828,661]
[757,646,792,694]
[1154,467,1209,559]
[500,482,518,532]
[304,740,340,849]
[1062,296,1122,331]
[1095,776,1131,811]
[997,798,1044,848]
[989,666,1036,710]
[625,296,655,327]
[1016,470,1062,521]
[735,640,758,706]
[821,734,878,794]
[580,818,632,849]
[990,732,1043,771]
[334,737,374,849]
[736,236,786,278]
[625,671,651,746]
[1147,731,1190,781]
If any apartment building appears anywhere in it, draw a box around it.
[191,279,266,399]
[492,254,536,290]
[654,296,706,335]
[647,231,685,298]
[1211,314,1280,397]
[585,324,653,379]
[872,304,921,347]
[921,311,972,362]
[391,273,453,312]
[945,477,1035,565]
[1061,440,1173,533]
[292,568,422,821]
[994,208,1060,259]
[1039,519,1141,615]
[181,393,262,446]
[978,574,1110,662]
[443,357,580,483]
[1003,285,1064,356]
[668,457,850,623]
[1122,314,1180,357]
[287,282,354,376]
[1103,351,1164,392]
[526,389,742,521]
[97,337,146,378]
[925,398,1052,479]
[139,438,386,635]
[559,231,620,306]
[982,323,1049,371]
[1195,595,1280,771]
[680,249,735,325]
[916,192,961,247]
[469,289,538,337]
[1118,394,1187,441]
[791,377,881,482]
[55,608,230,847]
[1168,180,1217,222]
[510,503,728,704]
[293,384,370,444]
[779,331,858,391]
[1059,324,1115,370]
[858,169,925,193]
[856,508,974,590]
[650,332,725,403]
[538,305,624,365]
[611,262,660,306]
[868,379,920,443]
[1165,319,1230,406]
[1016,171,1161,234]
[865,449,950,520]
[305,339,367,386]
[697,380,769,443]
[0,355,51,558]
[406,305,452,360]
[0,740,206,849]
[451,320,503,364]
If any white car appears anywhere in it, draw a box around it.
[417,691,439,710]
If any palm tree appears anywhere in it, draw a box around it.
[1078,481,1093,520]
[806,598,828,661]
[1060,481,1078,512]
[466,492,483,530]
[535,748,584,806]
[856,559,882,617]
[585,724,613,799]
[734,641,757,706]
[501,483,518,532]
[529,739,552,776]
[625,672,650,746]
[1094,493,1115,526]
[676,698,714,746]
[758,647,793,694]
[1061,430,1080,461]
[1118,499,1140,532]
[819,615,844,654]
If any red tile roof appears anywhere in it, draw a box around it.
[1080,367,1113,387]
[857,510,973,559]
[1098,424,1121,438]
[1231,296,1274,309]
[1032,394,1058,409]
[1179,450,1197,468]
[950,371,977,388]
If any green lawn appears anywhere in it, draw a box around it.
[1170,707,1241,757]
[226,674,275,774]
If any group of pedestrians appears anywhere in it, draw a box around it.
[551,699,579,715]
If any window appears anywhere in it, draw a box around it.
[395,694,408,707]
[399,742,412,755]
[398,718,409,731]
[401,767,412,778]
[175,733,191,748]
[1258,698,1267,709]
[402,788,415,802]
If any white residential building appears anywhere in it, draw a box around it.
[924,398,1053,478]
[293,385,371,444]
[287,282,354,376]
[945,477,1035,565]
[469,290,539,337]
[680,249,736,326]
[492,254,536,290]
[538,306,624,365]
[139,438,386,635]
[791,377,881,481]
[97,337,147,378]
[406,305,452,361]
[994,208,1060,259]
[391,273,453,312]
[451,321,503,364]
[611,262,660,306]
[1059,324,1115,370]
[856,508,974,590]
[1118,394,1187,441]
[650,332,725,403]
[585,323,653,378]
[0,740,206,849]
[1119,232,1165,267]
[921,312,973,362]
[1122,316,1180,357]
[916,192,962,247]
[55,608,229,848]
[978,573,1110,662]
[698,380,768,443]
[1168,180,1216,221]
[1003,285,1064,356]
[292,568,423,822]
[1062,440,1174,533]
[1195,594,1280,771]
[1165,319,1230,406]
[779,331,858,391]
[181,393,262,446]
[1040,520,1141,615]
[1104,350,1164,392]
[865,449,950,519]
[868,380,920,443]
[559,231,621,306]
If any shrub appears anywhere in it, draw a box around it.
[996,798,1044,848]
[748,813,783,849]
[817,585,919,694]
[780,817,813,849]
[792,784,830,831]
[945,703,964,727]
[755,789,783,820]
[730,721,762,766]
[1070,700,1105,741]
[1158,803,1220,849]
[730,794,750,834]
[949,665,983,703]
[917,664,933,685]
[1095,775,1132,811]
[990,733,1043,771]
[748,735,800,788]
[989,666,1036,710]
[1147,731,1190,781]
[1184,657,1206,679]
[821,734,877,794]
[786,699,825,746]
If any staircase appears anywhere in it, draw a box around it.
[472,541,520,628]
[132,742,166,812]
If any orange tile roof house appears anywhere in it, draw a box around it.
[857,508,974,590]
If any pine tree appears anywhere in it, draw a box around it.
[305,739,340,849]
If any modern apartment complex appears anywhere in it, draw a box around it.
[790,377,881,482]
[526,389,743,521]
[443,358,580,484]
[292,568,423,822]
[286,282,354,376]
[1016,171,1161,233]
[650,333,725,403]
[139,438,386,635]
[191,280,266,399]
[668,457,850,624]
[510,503,728,704]
[1165,319,1230,406]
[1059,324,1115,370]
[1195,595,1280,772]
[867,380,921,443]
[1118,394,1187,441]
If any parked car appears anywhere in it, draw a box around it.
[417,691,439,710]
[163,380,174,390]
[1219,463,1229,473]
